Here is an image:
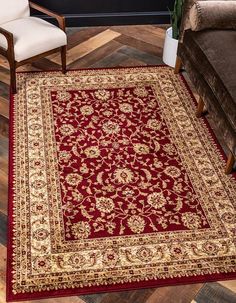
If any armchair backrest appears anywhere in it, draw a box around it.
[0,0,30,25]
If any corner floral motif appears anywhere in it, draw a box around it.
[181,212,202,230]
[56,91,71,101]
[133,87,148,97]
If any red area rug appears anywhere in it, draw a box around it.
[7,67,236,301]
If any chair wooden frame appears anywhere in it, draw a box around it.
[0,1,67,94]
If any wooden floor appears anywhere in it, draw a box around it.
[0,25,235,303]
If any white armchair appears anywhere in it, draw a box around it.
[0,0,67,93]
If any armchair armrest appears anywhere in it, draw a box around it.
[0,27,14,57]
[29,1,65,31]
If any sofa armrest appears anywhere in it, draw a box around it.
[29,1,65,31]
[179,0,210,41]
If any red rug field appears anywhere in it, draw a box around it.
[7,67,236,301]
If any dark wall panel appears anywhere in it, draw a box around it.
[32,0,174,26]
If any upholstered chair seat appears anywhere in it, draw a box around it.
[0,0,67,93]
[0,17,67,62]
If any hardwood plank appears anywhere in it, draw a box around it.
[48,29,121,65]
[0,85,9,140]
[0,174,8,216]
[67,26,109,49]
[82,289,153,303]
[91,51,128,68]
[80,293,107,303]
[0,57,40,73]
[0,81,10,100]
[194,283,236,303]
[146,284,203,303]
[17,64,40,72]
[0,56,9,70]
[0,97,9,119]
[115,34,163,57]
[219,281,236,293]
[32,57,61,71]
[0,67,10,85]
[0,244,7,303]
[0,136,8,215]
[0,115,8,137]
[112,25,165,48]
[69,40,123,69]
[117,57,147,67]
[0,136,8,175]
[118,45,163,65]
[0,212,7,246]
[144,25,167,39]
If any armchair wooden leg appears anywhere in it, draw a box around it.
[174,56,182,74]
[61,45,67,74]
[225,152,235,175]
[9,61,17,94]
[196,97,204,118]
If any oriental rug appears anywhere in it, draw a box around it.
[7,66,236,301]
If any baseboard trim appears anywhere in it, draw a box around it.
[35,11,170,26]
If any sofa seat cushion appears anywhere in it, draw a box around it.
[0,17,67,62]
[182,29,236,130]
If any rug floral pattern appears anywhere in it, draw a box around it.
[8,67,236,300]
[52,85,209,239]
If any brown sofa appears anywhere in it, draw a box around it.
[175,0,236,174]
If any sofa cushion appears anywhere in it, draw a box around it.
[182,29,236,130]
[0,17,67,62]
[0,0,29,25]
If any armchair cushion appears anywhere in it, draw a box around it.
[0,0,29,25]
[0,17,67,62]
[189,1,236,31]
